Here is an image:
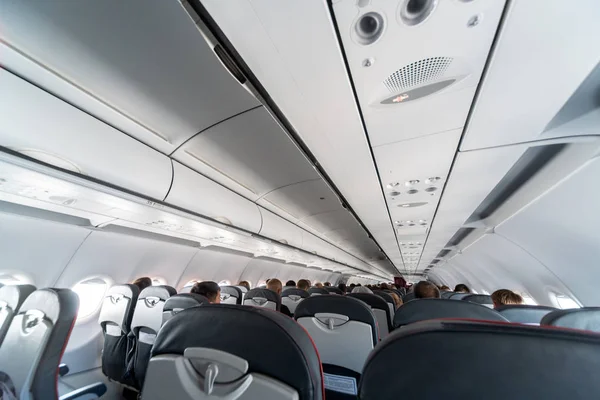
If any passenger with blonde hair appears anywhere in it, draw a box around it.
[389,291,403,309]
[491,289,524,308]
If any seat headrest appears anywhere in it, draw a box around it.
[220,286,242,304]
[152,305,323,400]
[541,307,600,332]
[462,294,493,305]
[282,288,310,299]
[139,285,176,300]
[440,291,454,299]
[324,287,343,295]
[347,293,389,311]
[98,284,139,332]
[373,290,394,304]
[402,291,415,302]
[295,295,378,344]
[393,298,508,328]
[449,292,470,300]
[244,288,281,310]
[496,304,556,324]
[235,285,248,293]
[308,287,329,296]
[19,288,79,325]
[0,284,36,312]
[164,293,209,311]
[360,320,600,399]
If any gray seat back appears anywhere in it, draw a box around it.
[541,307,600,332]
[348,293,392,339]
[243,288,280,311]
[324,287,343,295]
[295,295,377,375]
[0,288,79,398]
[393,299,508,328]
[440,291,454,299]
[308,287,329,296]
[449,292,470,300]
[373,290,396,321]
[403,291,415,302]
[162,293,209,325]
[142,305,324,400]
[360,320,600,400]
[0,284,36,345]
[281,288,309,315]
[220,286,243,305]
[98,284,139,383]
[462,294,494,308]
[496,304,557,325]
[130,285,176,388]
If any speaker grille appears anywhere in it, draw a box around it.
[384,57,453,93]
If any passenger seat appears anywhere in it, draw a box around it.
[462,294,494,308]
[281,287,309,315]
[0,284,36,345]
[128,285,176,389]
[308,287,329,296]
[373,290,396,321]
[348,292,392,339]
[141,304,324,400]
[243,288,280,310]
[295,295,378,399]
[98,284,139,385]
[496,304,556,325]
[359,319,600,399]
[0,288,107,399]
[220,285,243,305]
[325,287,344,295]
[541,307,600,332]
[161,293,208,325]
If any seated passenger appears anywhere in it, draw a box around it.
[440,285,450,291]
[314,282,324,289]
[238,281,250,291]
[323,282,331,287]
[338,283,347,294]
[414,281,440,299]
[389,292,403,308]
[380,283,389,290]
[191,281,221,304]
[285,280,296,287]
[267,279,292,317]
[352,286,373,294]
[491,289,524,308]
[349,283,356,291]
[133,277,152,292]
[454,284,471,293]
[297,279,310,291]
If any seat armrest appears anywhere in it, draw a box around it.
[59,382,107,400]
[58,363,70,377]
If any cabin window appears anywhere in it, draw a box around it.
[0,273,30,285]
[550,292,581,309]
[257,280,267,287]
[72,277,110,321]
[218,280,231,286]
[151,277,166,286]
[182,279,201,290]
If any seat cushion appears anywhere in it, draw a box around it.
[360,319,600,399]
[152,304,323,400]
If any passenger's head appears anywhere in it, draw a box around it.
[351,286,373,294]
[440,285,450,291]
[297,279,310,291]
[414,281,441,299]
[314,282,324,289]
[338,283,347,294]
[324,282,331,287]
[133,277,152,292]
[380,283,389,290]
[238,281,250,290]
[267,278,283,295]
[191,281,221,304]
[491,289,524,308]
[349,283,356,290]
[454,284,471,293]
[266,279,271,284]
[285,280,296,287]
[389,292,403,308]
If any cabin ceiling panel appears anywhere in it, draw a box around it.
[0,0,258,149]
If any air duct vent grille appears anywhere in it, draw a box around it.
[383,57,452,93]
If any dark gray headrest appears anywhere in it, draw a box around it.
[244,288,281,310]
[0,284,36,312]
[99,284,139,332]
[139,285,176,300]
[462,294,493,305]
[496,304,557,324]
[153,305,324,400]
[449,292,470,300]
[348,293,389,312]
[403,291,415,302]
[541,307,600,332]
[373,290,394,304]
[220,286,242,304]
[282,288,310,298]
[164,293,209,311]
[324,287,343,295]
[360,320,600,399]
[393,298,508,328]
[295,295,378,344]
[308,287,329,296]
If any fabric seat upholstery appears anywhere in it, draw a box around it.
[220,286,243,305]
[281,288,309,315]
[373,290,396,321]
[0,284,36,345]
[308,287,329,296]
[360,319,600,399]
[243,288,280,311]
[142,305,324,400]
[495,304,556,325]
[348,293,392,339]
[541,307,600,332]
[462,294,494,308]
[325,287,343,295]
[161,293,208,325]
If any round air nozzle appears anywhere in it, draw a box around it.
[400,0,438,26]
[354,12,385,45]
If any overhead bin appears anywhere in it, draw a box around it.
[0,68,172,200]
[0,0,258,150]
[166,161,262,234]
[258,208,304,249]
